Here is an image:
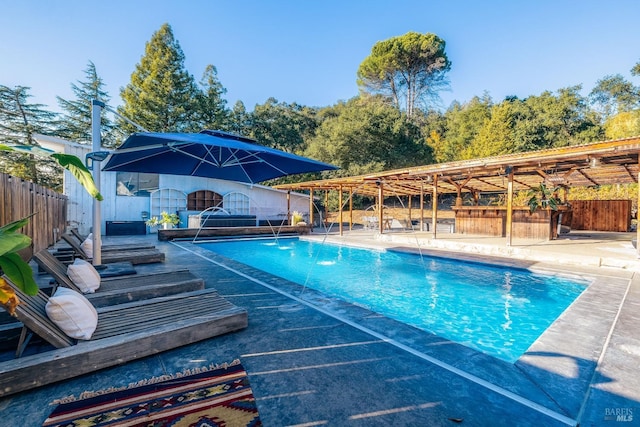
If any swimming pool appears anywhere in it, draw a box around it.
[201,237,589,362]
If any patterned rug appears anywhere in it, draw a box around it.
[42,360,262,427]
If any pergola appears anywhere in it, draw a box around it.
[275,135,640,251]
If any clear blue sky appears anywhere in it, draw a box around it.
[1,0,639,113]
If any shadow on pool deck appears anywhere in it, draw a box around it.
[1,231,639,426]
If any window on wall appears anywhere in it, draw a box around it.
[116,172,159,197]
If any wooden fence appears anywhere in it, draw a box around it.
[566,200,632,232]
[0,172,67,258]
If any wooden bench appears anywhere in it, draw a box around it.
[69,228,156,251]
[34,250,204,307]
[61,233,166,265]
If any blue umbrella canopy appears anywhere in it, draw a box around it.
[103,130,337,183]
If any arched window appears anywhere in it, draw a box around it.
[150,189,187,217]
[187,190,223,211]
[223,192,251,215]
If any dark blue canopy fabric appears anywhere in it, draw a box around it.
[103,130,337,183]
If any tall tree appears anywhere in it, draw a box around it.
[56,61,118,147]
[0,85,60,188]
[194,64,230,131]
[246,98,318,153]
[439,95,493,162]
[305,96,431,176]
[118,23,199,133]
[357,32,451,117]
[228,100,250,136]
[589,74,640,119]
[522,86,601,147]
[462,102,514,159]
[417,109,447,163]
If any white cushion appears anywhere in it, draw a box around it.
[45,287,98,340]
[67,258,101,293]
[81,233,93,258]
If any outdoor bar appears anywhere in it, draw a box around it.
[452,205,570,240]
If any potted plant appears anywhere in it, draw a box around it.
[526,183,560,213]
[291,211,305,225]
[146,211,180,229]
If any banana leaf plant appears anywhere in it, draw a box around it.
[0,144,103,313]
[526,183,560,213]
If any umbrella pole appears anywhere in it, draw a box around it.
[91,100,104,265]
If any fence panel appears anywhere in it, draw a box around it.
[0,172,67,258]
[568,200,631,232]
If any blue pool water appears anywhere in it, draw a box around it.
[201,238,589,362]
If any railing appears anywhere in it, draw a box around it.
[0,172,68,257]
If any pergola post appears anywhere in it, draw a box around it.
[408,195,412,229]
[287,190,291,225]
[308,188,314,228]
[378,181,384,233]
[338,184,343,236]
[324,190,329,227]
[637,155,640,257]
[349,188,353,231]
[432,174,438,239]
[505,167,514,246]
[420,182,425,231]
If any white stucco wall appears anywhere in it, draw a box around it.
[36,135,311,235]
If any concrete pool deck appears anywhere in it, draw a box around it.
[1,230,639,426]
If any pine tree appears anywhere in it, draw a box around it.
[56,61,119,147]
[194,64,230,132]
[0,85,61,188]
[228,101,250,136]
[118,23,199,133]
[357,32,451,118]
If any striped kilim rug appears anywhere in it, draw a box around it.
[42,360,262,427]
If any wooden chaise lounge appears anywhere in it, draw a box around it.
[60,233,165,265]
[33,249,205,307]
[69,228,156,252]
[0,276,248,397]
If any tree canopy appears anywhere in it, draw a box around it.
[56,61,118,147]
[0,85,60,189]
[357,32,451,118]
[193,64,230,131]
[247,98,317,153]
[118,23,199,133]
[305,96,432,176]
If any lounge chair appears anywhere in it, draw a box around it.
[33,249,205,307]
[0,275,248,397]
[60,233,165,265]
[69,228,156,252]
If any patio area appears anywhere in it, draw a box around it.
[1,230,639,426]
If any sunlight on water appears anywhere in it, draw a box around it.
[202,238,589,362]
